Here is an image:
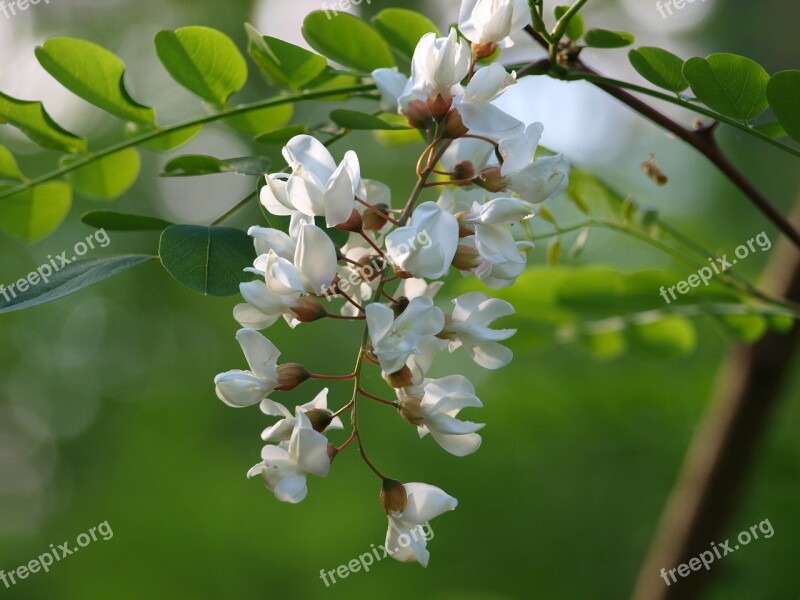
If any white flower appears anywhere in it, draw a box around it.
[247,408,331,504]
[214,329,281,408]
[466,221,533,288]
[366,296,445,374]
[465,197,536,225]
[372,68,410,113]
[385,482,458,567]
[261,134,362,227]
[401,375,484,456]
[446,292,516,368]
[385,202,459,279]
[260,388,343,443]
[263,223,338,297]
[498,124,570,203]
[454,64,523,139]
[409,29,471,100]
[458,0,532,48]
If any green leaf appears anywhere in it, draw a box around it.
[766,71,800,142]
[554,5,584,41]
[683,54,770,120]
[371,8,439,62]
[222,103,293,136]
[125,122,204,152]
[158,225,256,296]
[0,182,72,242]
[329,109,409,130]
[0,91,87,153]
[627,316,697,357]
[583,29,634,49]
[0,144,24,181]
[0,255,153,314]
[154,26,247,105]
[716,313,768,342]
[245,23,327,89]
[161,155,271,177]
[752,121,788,140]
[628,47,688,93]
[302,11,395,72]
[254,124,308,145]
[81,210,173,231]
[63,148,140,201]
[35,37,155,125]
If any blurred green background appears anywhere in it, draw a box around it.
[0,0,798,599]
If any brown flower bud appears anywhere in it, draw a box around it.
[357,255,384,282]
[305,408,334,433]
[384,365,413,389]
[452,245,482,271]
[427,94,453,121]
[292,296,327,322]
[380,478,408,515]
[453,160,476,183]
[392,296,410,318]
[444,108,469,139]
[276,363,311,391]
[327,442,339,464]
[335,208,363,232]
[397,396,425,426]
[454,211,476,237]
[472,41,497,60]
[402,99,434,130]
[476,166,506,193]
[363,203,390,231]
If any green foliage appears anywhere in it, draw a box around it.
[158,224,255,296]
[0,91,86,153]
[35,37,156,125]
[81,210,173,232]
[554,5,584,42]
[222,104,293,136]
[125,122,204,152]
[766,71,800,142]
[154,26,248,106]
[329,109,410,130]
[302,11,395,72]
[583,29,634,49]
[161,155,271,177]
[683,54,770,120]
[0,182,72,242]
[245,24,327,90]
[0,144,24,182]
[371,8,440,62]
[0,255,153,313]
[63,148,141,201]
[628,47,688,93]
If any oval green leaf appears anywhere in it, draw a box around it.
[0,144,24,181]
[81,210,173,232]
[159,225,256,296]
[0,91,87,153]
[35,37,155,125]
[583,29,634,49]
[766,71,800,142]
[302,11,395,72]
[245,23,327,89]
[683,54,770,120]
[154,26,247,106]
[161,155,271,177]
[371,8,440,62]
[63,148,140,201]
[628,47,688,93]
[0,182,72,242]
[627,316,697,357]
[553,5,584,42]
[0,255,154,314]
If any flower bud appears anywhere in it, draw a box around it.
[402,99,434,130]
[472,42,497,60]
[335,208,363,232]
[383,365,413,388]
[276,363,311,391]
[452,245,482,271]
[357,255,384,282]
[444,108,469,139]
[305,408,335,433]
[436,314,455,340]
[293,296,327,322]
[454,211,476,237]
[453,160,476,182]
[427,94,452,121]
[327,442,339,464]
[397,397,425,426]
[380,478,408,514]
[392,296,410,318]
[476,167,506,193]
[363,203,391,231]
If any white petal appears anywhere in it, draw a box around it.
[323,161,356,227]
[457,102,524,140]
[295,224,337,292]
[401,483,458,524]
[284,134,336,183]
[260,175,295,216]
[235,329,280,381]
[273,473,308,504]
[233,302,280,330]
[463,64,516,104]
[429,430,483,457]
[214,371,270,407]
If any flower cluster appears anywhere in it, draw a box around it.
[214,0,569,567]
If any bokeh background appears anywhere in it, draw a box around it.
[1,0,798,598]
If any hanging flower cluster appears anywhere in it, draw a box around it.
[214,0,569,567]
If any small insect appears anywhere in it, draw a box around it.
[640,153,669,186]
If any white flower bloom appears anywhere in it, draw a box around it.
[264,223,337,297]
[401,375,484,456]
[454,64,523,139]
[409,29,471,100]
[441,138,493,175]
[247,409,331,504]
[465,197,536,224]
[260,388,343,443]
[467,221,533,288]
[385,482,458,567]
[385,202,459,279]
[372,68,410,113]
[395,278,444,302]
[366,296,445,374]
[458,0,532,48]
[446,292,516,368]
[498,124,570,203]
[214,329,280,408]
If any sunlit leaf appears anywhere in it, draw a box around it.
[63,148,140,201]
[766,71,800,142]
[223,103,293,136]
[302,11,395,72]
[0,91,87,153]
[683,54,770,120]
[628,47,688,93]
[372,8,439,62]
[0,144,24,181]
[554,5,584,42]
[245,23,327,89]
[0,182,72,242]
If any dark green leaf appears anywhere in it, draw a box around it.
[628,47,688,93]
[766,71,800,142]
[583,29,634,49]
[254,125,308,145]
[161,155,271,177]
[158,225,256,296]
[245,23,327,89]
[371,8,439,62]
[81,210,173,231]
[683,54,770,120]
[302,11,395,72]
[752,121,788,139]
[0,91,87,153]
